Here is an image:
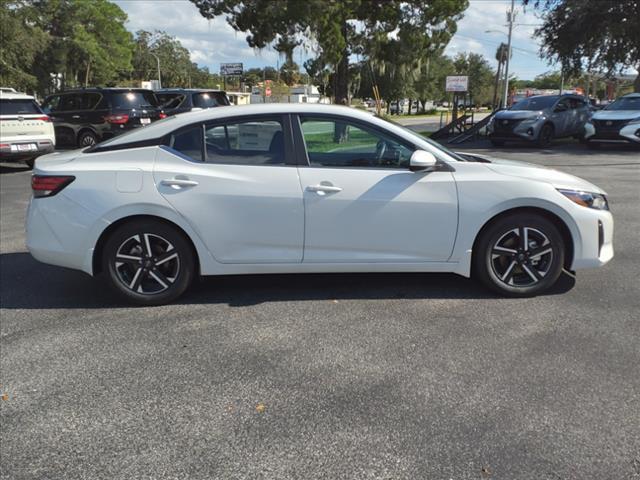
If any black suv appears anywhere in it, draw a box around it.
[155,89,230,116]
[41,88,165,147]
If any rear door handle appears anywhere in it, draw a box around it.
[160,178,199,188]
[306,184,342,194]
[71,115,81,119]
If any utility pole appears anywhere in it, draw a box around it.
[502,0,515,109]
[150,53,161,89]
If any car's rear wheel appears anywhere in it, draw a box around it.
[102,220,195,305]
[78,130,97,148]
[537,124,554,147]
[474,213,565,296]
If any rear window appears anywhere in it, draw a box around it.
[192,92,229,108]
[0,99,42,115]
[110,91,159,110]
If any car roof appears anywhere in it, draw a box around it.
[0,91,35,100]
[156,89,226,93]
[52,88,155,94]
[92,103,385,147]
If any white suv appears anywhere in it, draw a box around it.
[0,90,55,168]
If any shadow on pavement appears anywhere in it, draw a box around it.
[0,164,31,175]
[0,252,575,309]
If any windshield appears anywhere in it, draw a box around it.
[382,117,467,162]
[192,92,229,108]
[110,91,159,110]
[0,99,41,115]
[511,96,558,111]
[605,96,640,111]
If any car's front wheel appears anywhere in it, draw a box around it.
[474,213,565,296]
[537,124,554,147]
[102,220,196,305]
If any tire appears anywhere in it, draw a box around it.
[102,220,196,305]
[474,213,565,297]
[78,130,98,148]
[490,139,505,147]
[537,124,554,147]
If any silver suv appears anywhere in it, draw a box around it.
[583,93,640,148]
[488,94,590,147]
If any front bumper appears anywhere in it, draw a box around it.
[584,121,640,144]
[570,207,614,270]
[488,119,542,142]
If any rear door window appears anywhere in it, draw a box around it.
[204,117,285,165]
[0,99,41,115]
[59,94,83,111]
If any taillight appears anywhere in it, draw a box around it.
[35,116,51,122]
[104,114,129,124]
[31,175,75,198]
[159,112,167,119]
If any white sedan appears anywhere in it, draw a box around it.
[26,104,613,305]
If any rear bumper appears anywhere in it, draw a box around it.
[0,140,55,161]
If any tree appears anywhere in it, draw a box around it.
[279,60,301,86]
[190,0,468,104]
[413,53,454,112]
[27,0,133,91]
[525,0,640,92]
[452,52,495,106]
[0,0,50,92]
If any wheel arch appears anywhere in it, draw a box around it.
[77,127,99,144]
[92,214,201,276]
[471,206,574,271]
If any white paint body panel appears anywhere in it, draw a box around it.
[25,104,613,280]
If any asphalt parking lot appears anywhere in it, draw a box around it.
[1,141,639,479]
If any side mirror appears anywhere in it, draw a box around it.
[409,150,437,172]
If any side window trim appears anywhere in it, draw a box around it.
[293,113,418,170]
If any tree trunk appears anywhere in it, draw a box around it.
[334,21,349,105]
[492,60,502,111]
[84,59,91,87]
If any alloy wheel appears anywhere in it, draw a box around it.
[80,134,96,147]
[490,226,554,287]
[114,233,180,294]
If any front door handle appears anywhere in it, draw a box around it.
[71,115,81,119]
[306,184,342,194]
[160,178,199,188]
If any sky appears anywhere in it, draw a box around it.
[114,0,554,81]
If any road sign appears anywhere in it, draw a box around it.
[446,75,469,92]
[220,63,243,76]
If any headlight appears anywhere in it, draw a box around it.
[558,189,609,210]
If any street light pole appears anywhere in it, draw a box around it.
[150,53,161,89]
[502,0,515,109]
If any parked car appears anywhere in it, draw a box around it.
[155,89,230,116]
[27,104,613,305]
[0,90,55,168]
[41,88,166,148]
[583,93,640,148]
[488,94,590,147]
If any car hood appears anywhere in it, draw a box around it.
[494,110,543,120]
[462,153,606,194]
[590,110,640,121]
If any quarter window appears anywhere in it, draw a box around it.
[169,126,203,162]
[204,118,285,165]
[300,117,414,168]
